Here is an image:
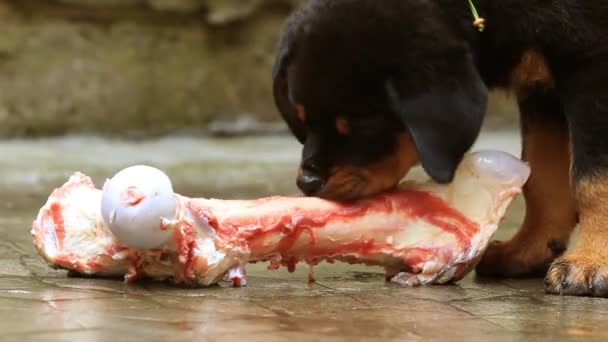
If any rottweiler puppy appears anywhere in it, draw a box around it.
[272,0,608,297]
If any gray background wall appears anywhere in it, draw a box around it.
[0,0,519,137]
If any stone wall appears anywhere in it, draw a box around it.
[0,0,517,137]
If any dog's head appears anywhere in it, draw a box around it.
[273,0,488,201]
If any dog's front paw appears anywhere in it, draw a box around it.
[476,239,566,278]
[545,255,608,297]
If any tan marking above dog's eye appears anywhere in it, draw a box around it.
[336,117,351,135]
[296,104,307,122]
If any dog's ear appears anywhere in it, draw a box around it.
[272,45,306,143]
[386,54,487,183]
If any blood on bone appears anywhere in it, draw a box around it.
[276,225,319,257]
[121,186,146,206]
[308,266,315,283]
[126,253,144,283]
[105,244,128,255]
[192,190,478,273]
[32,168,512,287]
[36,198,111,273]
[232,276,244,287]
[285,257,298,273]
[173,221,200,282]
[49,202,66,250]
[55,253,104,272]
[298,239,378,259]
[402,248,435,267]
[34,174,106,261]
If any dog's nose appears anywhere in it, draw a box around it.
[297,161,326,196]
[297,173,325,196]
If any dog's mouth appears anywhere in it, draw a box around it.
[316,171,369,202]
[296,133,420,201]
[314,167,404,202]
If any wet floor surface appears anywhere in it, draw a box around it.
[2,130,608,341]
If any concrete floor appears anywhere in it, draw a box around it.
[2,130,608,341]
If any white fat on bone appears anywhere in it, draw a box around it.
[31,150,529,287]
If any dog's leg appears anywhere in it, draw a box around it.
[476,91,578,277]
[545,70,608,297]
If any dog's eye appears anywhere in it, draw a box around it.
[336,117,351,136]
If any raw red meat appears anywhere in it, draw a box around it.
[32,150,529,287]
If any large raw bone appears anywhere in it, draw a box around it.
[32,150,530,287]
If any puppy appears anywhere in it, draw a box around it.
[272,0,608,297]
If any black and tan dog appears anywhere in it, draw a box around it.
[272,0,608,297]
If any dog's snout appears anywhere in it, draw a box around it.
[301,159,322,174]
[297,160,326,196]
[297,173,325,196]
